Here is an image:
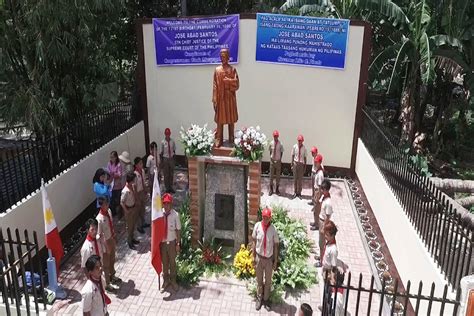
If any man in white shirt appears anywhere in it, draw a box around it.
[160,128,176,194]
[317,179,333,267]
[311,154,325,231]
[291,134,307,199]
[134,157,149,234]
[81,255,109,316]
[309,146,318,205]
[268,130,284,196]
[252,207,279,311]
[160,193,181,293]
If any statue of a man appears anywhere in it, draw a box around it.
[212,48,239,148]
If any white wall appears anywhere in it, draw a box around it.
[0,122,145,249]
[355,139,455,314]
[143,18,365,168]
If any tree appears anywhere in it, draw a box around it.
[0,0,124,134]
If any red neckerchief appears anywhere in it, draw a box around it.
[273,140,278,159]
[86,235,100,256]
[167,139,172,158]
[261,221,271,256]
[321,238,336,264]
[320,191,331,203]
[135,166,145,189]
[332,287,344,294]
[100,208,115,238]
[90,275,111,306]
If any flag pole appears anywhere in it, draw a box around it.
[158,274,161,290]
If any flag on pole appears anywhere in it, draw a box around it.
[41,181,64,275]
[151,170,166,276]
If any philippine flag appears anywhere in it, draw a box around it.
[151,170,166,275]
[41,182,64,275]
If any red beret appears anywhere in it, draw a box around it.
[162,193,173,204]
[273,130,279,137]
[262,207,272,218]
[311,146,318,154]
[164,128,171,135]
[297,134,304,141]
[314,154,323,163]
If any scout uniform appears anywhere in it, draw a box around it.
[253,208,279,310]
[120,183,137,247]
[134,166,147,231]
[160,128,176,193]
[146,151,159,189]
[268,130,284,195]
[310,147,318,204]
[291,135,307,198]
[319,193,333,259]
[311,154,325,230]
[160,193,181,292]
[80,235,104,269]
[81,277,108,316]
[96,208,117,286]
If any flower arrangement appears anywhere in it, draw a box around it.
[233,244,255,279]
[180,124,215,156]
[232,126,267,162]
[198,238,230,275]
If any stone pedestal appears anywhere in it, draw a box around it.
[188,155,261,253]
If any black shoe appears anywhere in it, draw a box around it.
[132,239,140,245]
[142,223,151,228]
[255,299,263,311]
[137,227,145,234]
[308,201,314,206]
[275,189,280,195]
[298,194,302,199]
[264,300,272,311]
[310,226,318,231]
[310,222,316,226]
[269,189,273,196]
[128,243,136,250]
[169,189,176,194]
[291,194,297,200]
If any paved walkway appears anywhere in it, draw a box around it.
[52,174,378,315]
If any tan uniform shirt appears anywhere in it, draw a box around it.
[80,238,104,268]
[81,279,108,316]
[146,155,159,176]
[163,209,181,242]
[252,222,279,258]
[96,209,114,241]
[322,243,338,269]
[319,197,333,221]
[269,140,284,161]
[314,169,325,189]
[120,185,135,207]
[134,169,145,193]
[291,144,307,163]
[160,139,176,158]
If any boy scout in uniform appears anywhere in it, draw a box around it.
[291,135,307,199]
[253,207,279,311]
[268,130,284,196]
[121,172,139,249]
[160,128,176,193]
[160,193,181,293]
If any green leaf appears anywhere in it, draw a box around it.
[419,32,433,84]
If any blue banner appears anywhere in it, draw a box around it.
[256,13,349,69]
[153,15,239,66]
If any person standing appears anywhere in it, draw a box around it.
[134,157,149,234]
[310,154,325,231]
[291,135,307,199]
[146,142,159,190]
[309,147,318,206]
[107,151,122,217]
[160,128,176,193]
[121,172,139,250]
[316,179,333,266]
[160,193,181,293]
[252,207,279,311]
[92,169,111,210]
[81,255,110,316]
[268,130,284,196]
[96,197,122,289]
[212,48,239,147]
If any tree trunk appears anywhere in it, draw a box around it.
[399,66,418,145]
[455,195,474,208]
[430,177,474,194]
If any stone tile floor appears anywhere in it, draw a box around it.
[52,173,379,315]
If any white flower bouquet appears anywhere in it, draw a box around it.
[232,126,267,162]
[180,124,215,156]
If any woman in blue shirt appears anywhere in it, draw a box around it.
[92,168,111,209]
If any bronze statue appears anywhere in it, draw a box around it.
[212,48,239,148]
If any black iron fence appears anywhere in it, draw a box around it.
[0,100,139,213]
[1,228,47,315]
[360,108,474,291]
[322,272,461,316]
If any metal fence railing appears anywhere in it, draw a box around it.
[360,108,474,292]
[0,100,139,213]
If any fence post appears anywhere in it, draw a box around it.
[459,274,474,315]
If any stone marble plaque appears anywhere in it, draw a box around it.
[205,164,246,254]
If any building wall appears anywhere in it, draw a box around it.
[142,18,365,168]
[355,139,455,313]
[0,122,146,249]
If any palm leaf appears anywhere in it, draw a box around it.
[419,32,434,84]
[369,43,401,77]
[431,35,464,52]
[299,4,330,16]
[281,0,329,11]
[387,39,413,93]
[355,0,409,29]
[433,48,471,78]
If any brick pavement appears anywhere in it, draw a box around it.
[52,173,379,315]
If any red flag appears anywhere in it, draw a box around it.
[151,171,166,275]
[42,183,64,275]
